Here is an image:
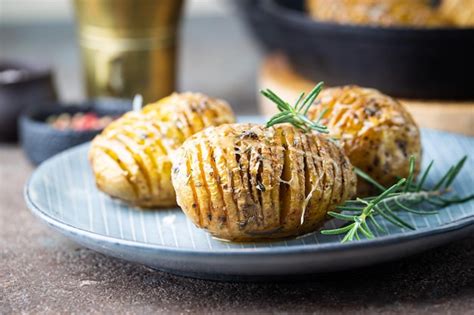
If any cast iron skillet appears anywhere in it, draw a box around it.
[237,0,474,100]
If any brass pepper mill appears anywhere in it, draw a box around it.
[74,0,183,103]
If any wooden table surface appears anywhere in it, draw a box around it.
[1,15,474,315]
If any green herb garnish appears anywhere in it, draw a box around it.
[261,81,328,133]
[322,156,474,242]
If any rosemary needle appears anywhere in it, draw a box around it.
[323,155,473,243]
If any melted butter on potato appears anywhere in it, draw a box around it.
[307,85,422,196]
[89,92,235,208]
[171,123,356,241]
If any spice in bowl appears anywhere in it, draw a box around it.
[46,112,115,131]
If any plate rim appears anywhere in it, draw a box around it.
[24,137,474,257]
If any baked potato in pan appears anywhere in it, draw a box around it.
[306,0,451,27]
[89,92,235,208]
[440,0,474,26]
[172,123,357,241]
[307,85,422,196]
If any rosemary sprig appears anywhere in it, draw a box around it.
[261,82,329,133]
[322,156,474,243]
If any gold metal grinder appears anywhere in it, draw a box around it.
[74,0,183,103]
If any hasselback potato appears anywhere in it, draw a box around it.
[89,92,235,208]
[307,85,421,196]
[306,0,450,27]
[171,123,357,241]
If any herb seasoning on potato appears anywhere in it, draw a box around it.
[89,92,235,208]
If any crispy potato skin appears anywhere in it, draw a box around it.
[89,92,235,208]
[440,0,474,26]
[307,86,422,196]
[171,123,356,241]
[306,0,451,27]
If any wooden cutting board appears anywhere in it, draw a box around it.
[259,53,474,136]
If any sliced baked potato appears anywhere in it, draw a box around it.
[89,92,235,208]
[171,123,356,241]
[307,85,422,196]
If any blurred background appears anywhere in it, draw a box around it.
[0,0,260,109]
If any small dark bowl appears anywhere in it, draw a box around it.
[19,98,132,165]
[237,0,474,100]
[0,60,57,142]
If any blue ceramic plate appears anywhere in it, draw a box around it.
[25,116,474,280]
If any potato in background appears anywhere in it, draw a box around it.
[306,0,450,27]
[307,85,422,196]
